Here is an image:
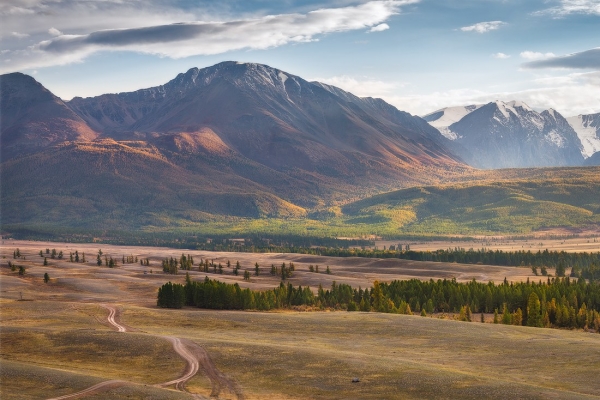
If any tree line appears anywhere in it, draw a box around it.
[157,275,600,332]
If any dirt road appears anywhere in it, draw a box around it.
[160,337,245,399]
[46,304,243,399]
[100,304,127,332]
[158,337,200,391]
[46,380,126,400]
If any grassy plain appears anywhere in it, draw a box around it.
[1,240,600,399]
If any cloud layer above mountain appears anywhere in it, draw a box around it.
[1,0,415,72]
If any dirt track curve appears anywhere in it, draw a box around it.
[45,304,243,399]
[46,380,127,400]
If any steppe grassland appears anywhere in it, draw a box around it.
[2,240,600,399]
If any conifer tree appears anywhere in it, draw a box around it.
[44,273,50,283]
[526,292,542,327]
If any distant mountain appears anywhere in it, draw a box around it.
[423,104,483,140]
[567,113,600,159]
[0,73,97,160]
[424,101,584,169]
[1,63,470,230]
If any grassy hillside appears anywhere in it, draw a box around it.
[1,140,306,230]
[3,144,600,240]
[341,171,600,236]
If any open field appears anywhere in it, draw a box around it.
[2,240,600,399]
[375,235,600,253]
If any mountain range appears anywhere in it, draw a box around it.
[1,61,598,234]
[423,101,592,169]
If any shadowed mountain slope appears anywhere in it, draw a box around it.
[0,73,97,161]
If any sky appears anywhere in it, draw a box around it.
[1,0,599,117]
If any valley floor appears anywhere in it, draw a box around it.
[1,240,600,399]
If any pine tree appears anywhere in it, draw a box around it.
[44,273,50,283]
[255,262,260,276]
[43,257,48,266]
[527,292,542,327]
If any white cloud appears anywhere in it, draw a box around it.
[396,72,600,117]
[520,51,556,60]
[48,28,63,37]
[492,52,510,59]
[460,21,505,33]
[369,23,390,32]
[10,31,29,39]
[537,0,600,16]
[1,0,418,72]
[314,75,402,98]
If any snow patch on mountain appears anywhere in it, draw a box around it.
[567,114,600,158]
[422,104,482,140]
[545,130,565,148]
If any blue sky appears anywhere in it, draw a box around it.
[1,0,599,116]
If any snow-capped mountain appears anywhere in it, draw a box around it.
[566,113,600,159]
[422,104,483,140]
[423,100,584,169]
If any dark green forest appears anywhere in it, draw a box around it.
[158,275,600,331]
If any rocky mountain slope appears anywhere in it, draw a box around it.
[0,73,97,161]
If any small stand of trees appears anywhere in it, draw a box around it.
[156,276,600,332]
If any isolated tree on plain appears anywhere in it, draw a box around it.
[255,262,260,276]
[44,273,50,283]
[97,254,102,266]
[18,266,25,276]
[244,270,251,281]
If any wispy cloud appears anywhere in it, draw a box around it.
[369,23,390,32]
[492,52,510,59]
[1,0,417,72]
[536,0,600,16]
[314,75,402,98]
[520,51,556,60]
[522,47,600,69]
[10,32,29,39]
[460,21,505,33]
